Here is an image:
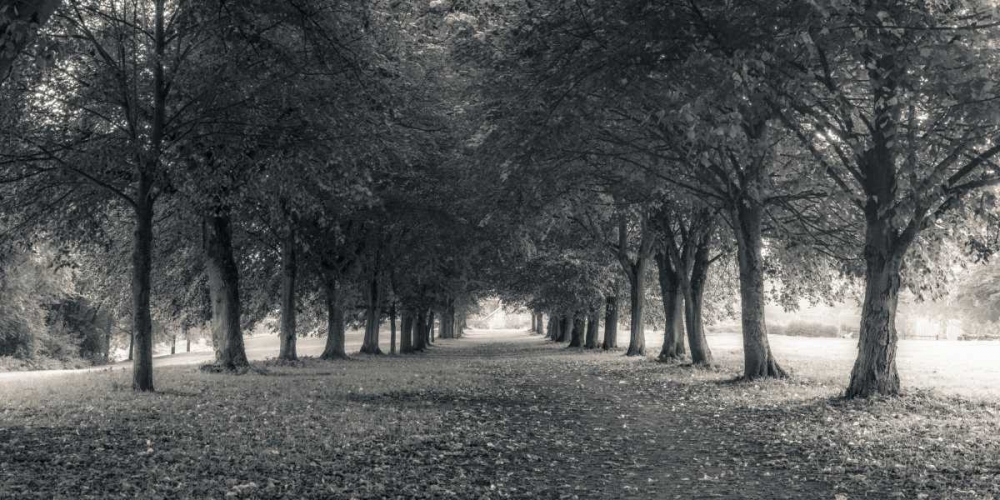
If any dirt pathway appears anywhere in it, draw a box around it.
[435,332,832,499]
[1,329,884,499]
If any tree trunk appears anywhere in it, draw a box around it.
[685,241,713,366]
[278,227,297,361]
[400,310,413,353]
[733,200,785,379]
[320,270,347,360]
[131,178,154,390]
[171,333,176,355]
[625,262,647,356]
[441,302,455,339]
[846,219,904,398]
[655,251,685,362]
[414,309,427,351]
[602,297,618,350]
[204,212,249,371]
[104,315,113,362]
[390,302,397,354]
[185,326,190,353]
[568,315,585,348]
[547,315,559,340]
[127,329,134,361]
[584,310,599,349]
[450,301,458,338]
[360,274,382,354]
[428,310,435,345]
[439,308,449,340]
[557,315,572,343]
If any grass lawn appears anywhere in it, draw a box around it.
[683,332,1000,401]
[2,330,1000,499]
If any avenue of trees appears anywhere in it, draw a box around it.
[3,0,1000,399]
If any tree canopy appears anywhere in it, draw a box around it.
[1,0,1000,401]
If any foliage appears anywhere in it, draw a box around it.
[0,247,112,368]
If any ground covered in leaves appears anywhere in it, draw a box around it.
[2,330,1000,499]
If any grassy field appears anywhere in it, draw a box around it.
[3,330,1000,498]
[669,332,1000,400]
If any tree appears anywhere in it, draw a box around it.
[615,208,656,356]
[779,0,1000,397]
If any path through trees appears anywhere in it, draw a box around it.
[4,330,1000,498]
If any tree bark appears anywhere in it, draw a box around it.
[568,315,585,348]
[203,212,249,371]
[618,211,653,357]
[547,315,559,340]
[662,210,714,366]
[131,176,154,390]
[450,302,458,338]
[400,310,413,354]
[584,310,599,349]
[602,297,618,350]
[104,314,113,362]
[389,302,397,354]
[184,326,190,353]
[127,328,134,361]
[685,239,713,366]
[360,274,382,354]
[846,218,904,398]
[428,310,435,345]
[655,251,685,362]
[278,226,297,361]
[320,270,347,360]
[414,309,427,351]
[733,197,786,379]
[441,301,455,339]
[625,263,647,356]
[557,315,572,343]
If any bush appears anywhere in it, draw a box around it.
[779,321,840,338]
[44,298,110,362]
[0,252,111,370]
[0,315,36,358]
[0,355,91,372]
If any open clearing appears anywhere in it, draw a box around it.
[3,330,1000,499]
